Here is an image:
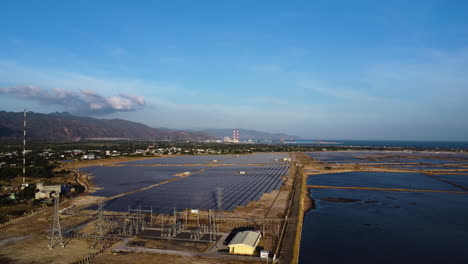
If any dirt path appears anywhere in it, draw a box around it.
[277,160,305,264]
[74,171,90,193]
[307,185,468,194]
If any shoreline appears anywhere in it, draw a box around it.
[303,187,315,213]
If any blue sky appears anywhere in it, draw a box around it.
[1,0,468,140]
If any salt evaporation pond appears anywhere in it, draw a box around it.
[307,172,460,191]
[386,166,467,170]
[435,174,468,188]
[300,171,468,263]
[300,188,468,264]
[307,151,468,165]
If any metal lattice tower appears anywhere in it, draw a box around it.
[136,204,141,234]
[97,199,105,236]
[48,194,64,249]
[208,209,217,242]
[128,205,152,233]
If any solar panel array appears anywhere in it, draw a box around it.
[79,165,207,197]
[118,155,236,165]
[101,164,289,214]
[118,153,290,165]
[219,153,290,164]
[81,153,292,213]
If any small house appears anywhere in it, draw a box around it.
[228,230,261,255]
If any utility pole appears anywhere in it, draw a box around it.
[208,210,212,242]
[150,206,153,227]
[22,109,27,187]
[160,214,164,238]
[48,194,64,249]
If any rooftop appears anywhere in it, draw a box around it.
[229,231,261,247]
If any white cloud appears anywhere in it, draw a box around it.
[0,86,146,114]
[0,60,194,97]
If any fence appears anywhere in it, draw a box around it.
[72,240,119,264]
[0,205,49,231]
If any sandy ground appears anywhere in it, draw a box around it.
[129,238,210,252]
[93,251,256,264]
[0,211,98,264]
[0,237,98,264]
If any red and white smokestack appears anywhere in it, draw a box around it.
[232,129,239,142]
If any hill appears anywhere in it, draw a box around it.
[0,111,212,141]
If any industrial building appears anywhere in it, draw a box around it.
[228,230,262,255]
[35,183,61,199]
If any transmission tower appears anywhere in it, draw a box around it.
[48,194,64,249]
[216,188,223,211]
[216,188,224,219]
[97,199,105,236]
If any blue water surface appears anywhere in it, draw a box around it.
[300,188,468,264]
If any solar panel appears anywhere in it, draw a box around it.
[85,154,291,213]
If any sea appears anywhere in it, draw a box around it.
[286,140,468,149]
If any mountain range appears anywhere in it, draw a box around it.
[0,111,300,141]
[0,111,211,141]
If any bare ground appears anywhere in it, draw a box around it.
[0,237,98,264]
[0,212,98,263]
[93,251,256,264]
[128,238,210,253]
